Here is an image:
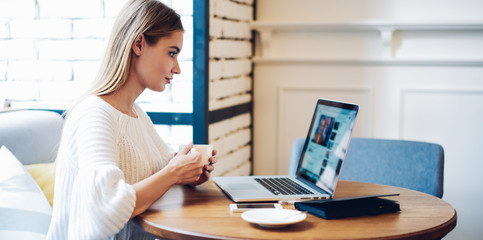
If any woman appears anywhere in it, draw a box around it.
[47,0,216,239]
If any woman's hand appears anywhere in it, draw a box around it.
[165,142,205,185]
[187,149,217,187]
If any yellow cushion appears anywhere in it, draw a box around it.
[25,162,56,206]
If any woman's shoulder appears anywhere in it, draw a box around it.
[69,96,119,120]
[76,96,111,110]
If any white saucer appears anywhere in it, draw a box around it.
[241,209,306,228]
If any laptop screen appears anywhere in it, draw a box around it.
[296,99,359,195]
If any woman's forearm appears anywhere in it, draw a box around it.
[130,167,177,218]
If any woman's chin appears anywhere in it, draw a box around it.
[149,85,166,92]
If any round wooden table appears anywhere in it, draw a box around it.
[136,180,456,240]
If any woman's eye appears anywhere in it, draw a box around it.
[169,52,177,57]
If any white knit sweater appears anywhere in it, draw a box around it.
[47,96,174,240]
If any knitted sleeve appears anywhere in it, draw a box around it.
[67,106,136,239]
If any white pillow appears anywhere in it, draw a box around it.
[0,146,52,240]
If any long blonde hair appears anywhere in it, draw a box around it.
[66,0,183,115]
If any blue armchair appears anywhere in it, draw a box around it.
[289,137,444,198]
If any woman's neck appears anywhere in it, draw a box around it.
[99,82,144,118]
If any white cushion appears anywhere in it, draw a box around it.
[0,146,52,240]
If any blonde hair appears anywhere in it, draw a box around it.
[65,0,183,115]
[91,0,183,96]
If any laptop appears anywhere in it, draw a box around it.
[213,98,359,202]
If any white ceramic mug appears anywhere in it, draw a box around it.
[179,144,213,165]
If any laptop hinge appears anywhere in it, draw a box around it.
[296,176,331,195]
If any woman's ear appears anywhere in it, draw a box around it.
[132,34,144,56]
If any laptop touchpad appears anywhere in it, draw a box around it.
[227,183,258,190]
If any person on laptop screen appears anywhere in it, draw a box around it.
[312,115,334,147]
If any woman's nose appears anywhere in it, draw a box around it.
[172,59,181,75]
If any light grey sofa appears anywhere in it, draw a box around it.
[0,110,64,239]
[0,110,64,165]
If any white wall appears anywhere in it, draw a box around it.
[253,0,483,239]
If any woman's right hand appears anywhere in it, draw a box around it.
[165,142,204,184]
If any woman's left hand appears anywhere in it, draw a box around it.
[187,149,217,187]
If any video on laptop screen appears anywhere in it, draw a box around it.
[297,101,358,194]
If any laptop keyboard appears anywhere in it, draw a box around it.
[254,177,314,195]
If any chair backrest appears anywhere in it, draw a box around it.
[0,110,64,165]
[289,137,444,198]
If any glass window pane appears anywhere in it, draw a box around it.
[154,124,193,152]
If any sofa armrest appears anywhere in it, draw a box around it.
[0,110,64,165]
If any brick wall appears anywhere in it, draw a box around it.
[209,0,253,176]
[0,0,193,113]
[0,0,119,106]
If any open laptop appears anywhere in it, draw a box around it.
[213,98,359,202]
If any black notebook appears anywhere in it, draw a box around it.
[294,194,400,219]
